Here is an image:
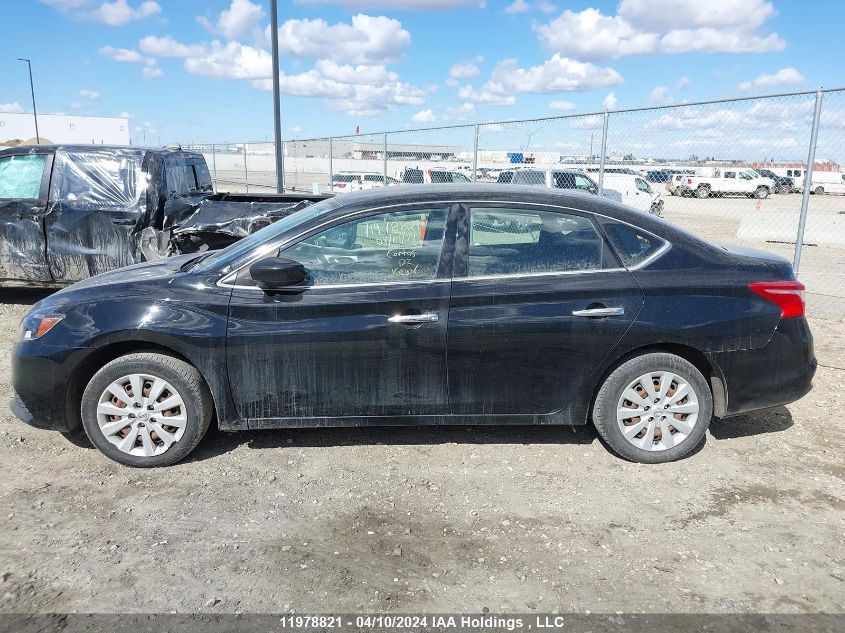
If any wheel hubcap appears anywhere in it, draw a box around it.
[616,371,699,452]
[96,373,187,457]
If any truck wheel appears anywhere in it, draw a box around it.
[592,353,713,463]
[814,186,824,195]
[755,186,769,199]
[80,353,213,467]
[695,186,710,199]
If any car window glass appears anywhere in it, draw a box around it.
[56,151,143,205]
[635,178,651,193]
[552,172,576,189]
[279,207,449,286]
[467,207,605,277]
[514,171,546,186]
[0,154,47,199]
[193,160,213,192]
[364,175,384,182]
[403,169,423,183]
[452,172,470,182]
[164,155,189,196]
[602,221,666,268]
[430,171,450,183]
[725,171,735,179]
[574,174,594,190]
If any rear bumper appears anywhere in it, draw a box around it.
[711,317,816,417]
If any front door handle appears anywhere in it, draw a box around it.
[572,306,625,318]
[388,313,440,325]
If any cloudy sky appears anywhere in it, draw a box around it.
[1,0,842,148]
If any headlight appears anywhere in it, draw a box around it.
[20,313,64,340]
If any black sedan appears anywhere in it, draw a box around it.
[10,185,815,466]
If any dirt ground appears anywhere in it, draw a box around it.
[0,286,842,616]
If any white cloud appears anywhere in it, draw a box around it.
[458,84,515,106]
[646,77,690,104]
[487,55,621,95]
[88,0,161,26]
[0,103,25,113]
[449,60,481,80]
[142,65,164,79]
[538,1,556,12]
[295,1,485,8]
[99,45,147,63]
[197,0,265,42]
[184,41,272,80]
[118,111,132,118]
[139,35,205,57]
[738,67,805,91]
[602,92,618,110]
[536,1,784,61]
[277,14,410,64]
[79,89,101,100]
[549,100,576,111]
[412,109,436,122]
[504,0,529,14]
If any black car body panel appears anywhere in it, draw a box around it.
[10,185,815,437]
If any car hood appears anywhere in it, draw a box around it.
[46,254,201,304]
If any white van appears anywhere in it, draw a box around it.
[810,171,845,195]
[509,168,626,205]
[601,174,664,216]
[331,172,399,193]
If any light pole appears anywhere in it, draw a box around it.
[270,0,284,192]
[18,58,40,144]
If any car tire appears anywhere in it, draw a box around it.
[814,186,824,195]
[755,186,769,199]
[592,352,713,464]
[80,352,213,467]
[695,186,710,199]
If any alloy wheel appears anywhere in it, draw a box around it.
[616,371,700,451]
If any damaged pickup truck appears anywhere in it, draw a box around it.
[0,145,326,286]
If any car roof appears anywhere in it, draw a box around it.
[0,144,200,158]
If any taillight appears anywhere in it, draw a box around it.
[748,281,805,318]
[336,183,346,188]
[686,178,693,184]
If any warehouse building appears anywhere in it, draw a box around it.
[0,112,130,146]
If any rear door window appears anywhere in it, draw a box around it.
[467,207,606,277]
[601,221,666,268]
[0,154,47,199]
[513,170,546,186]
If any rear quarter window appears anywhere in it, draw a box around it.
[602,221,666,268]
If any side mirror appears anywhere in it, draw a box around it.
[250,256,307,291]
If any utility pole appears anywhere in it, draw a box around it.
[270,0,284,192]
[18,58,39,143]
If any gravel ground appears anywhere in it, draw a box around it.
[0,287,843,615]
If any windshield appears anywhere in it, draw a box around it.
[192,196,344,273]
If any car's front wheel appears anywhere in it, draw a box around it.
[80,352,213,467]
[592,353,712,463]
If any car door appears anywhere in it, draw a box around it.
[45,149,147,282]
[225,203,457,424]
[447,203,643,416]
[0,151,53,283]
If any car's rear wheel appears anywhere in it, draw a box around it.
[814,186,824,195]
[695,185,710,199]
[592,353,712,463]
[755,186,769,199]
[80,353,213,467]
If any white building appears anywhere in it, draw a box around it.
[0,112,130,146]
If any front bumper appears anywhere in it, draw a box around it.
[711,317,816,417]
[11,341,78,433]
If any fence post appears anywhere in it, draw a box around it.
[328,137,333,190]
[210,143,217,183]
[383,132,388,184]
[793,88,824,273]
[243,144,249,194]
[597,111,609,195]
[472,124,480,182]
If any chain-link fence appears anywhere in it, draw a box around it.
[190,87,845,317]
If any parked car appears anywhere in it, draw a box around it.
[0,145,324,286]
[331,172,399,193]
[400,168,472,184]
[601,174,664,216]
[11,184,815,466]
[755,169,795,194]
[496,169,517,183]
[667,168,772,199]
[809,171,845,195]
[510,168,624,203]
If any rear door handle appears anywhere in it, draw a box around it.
[572,307,625,318]
[388,313,440,325]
